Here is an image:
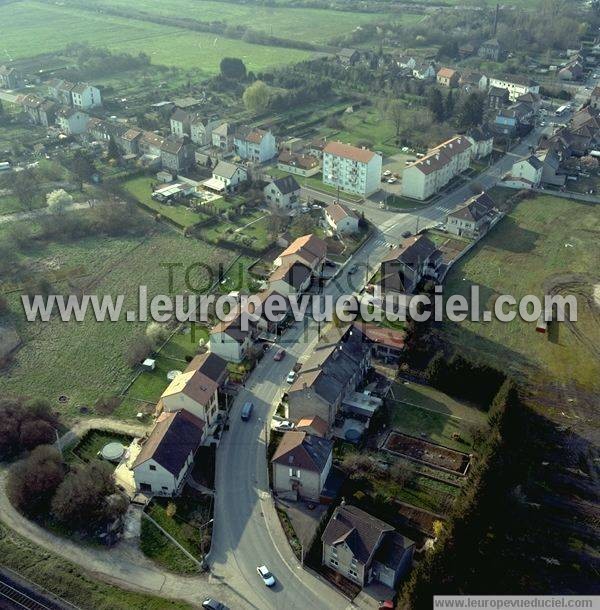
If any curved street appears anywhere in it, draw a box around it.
[0,126,545,609]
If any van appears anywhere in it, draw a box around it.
[241,401,254,421]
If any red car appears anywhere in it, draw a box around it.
[273,348,285,361]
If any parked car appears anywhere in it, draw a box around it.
[383,169,392,177]
[273,348,286,361]
[387,177,397,184]
[202,600,226,610]
[347,264,358,274]
[257,565,276,587]
[275,420,295,431]
[286,371,297,384]
[401,230,412,238]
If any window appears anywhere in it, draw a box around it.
[349,569,358,579]
[289,468,300,478]
[329,558,339,567]
[331,547,338,558]
[149,465,156,471]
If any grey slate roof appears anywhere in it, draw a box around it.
[214,160,242,179]
[322,504,394,564]
[271,175,300,195]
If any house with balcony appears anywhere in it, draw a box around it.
[322,141,382,197]
[401,136,472,200]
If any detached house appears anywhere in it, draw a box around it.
[412,61,436,80]
[277,151,321,177]
[160,352,228,433]
[271,431,333,502]
[466,126,494,159]
[459,70,487,91]
[264,175,301,210]
[377,234,441,295]
[287,325,371,427]
[503,155,543,189]
[446,192,498,238]
[160,136,193,172]
[204,160,248,193]
[324,202,359,234]
[269,261,312,295]
[437,67,460,88]
[274,234,327,275]
[234,126,277,163]
[322,503,415,589]
[55,107,89,135]
[131,410,204,496]
[209,314,255,363]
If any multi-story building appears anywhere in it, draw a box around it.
[401,135,472,200]
[488,75,540,102]
[446,192,498,238]
[70,83,102,109]
[55,107,89,135]
[322,141,382,197]
[233,126,277,163]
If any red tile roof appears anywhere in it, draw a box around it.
[324,141,377,164]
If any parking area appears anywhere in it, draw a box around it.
[380,151,419,196]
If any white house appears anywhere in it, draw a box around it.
[269,261,313,295]
[488,76,540,102]
[211,122,234,152]
[55,107,89,135]
[466,127,494,159]
[324,202,359,234]
[70,83,102,109]
[203,161,248,193]
[401,135,472,200]
[264,175,301,210]
[209,314,254,363]
[274,234,327,274]
[502,155,543,189]
[160,352,228,430]
[271,431,333,502]
[322,141,382,197]
[234,127,277,163]
[446,192,498,238]
[412,61,436,80]
[131,409,204,496]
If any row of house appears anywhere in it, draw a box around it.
[46,79,102,110]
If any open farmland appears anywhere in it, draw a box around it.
[91,0,415,45]
[0,217,235,415]
[0,1,312,73]
[441,194,600,393]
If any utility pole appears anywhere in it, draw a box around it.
[55,428,62,460]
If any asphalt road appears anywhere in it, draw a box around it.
[209,126,553,609]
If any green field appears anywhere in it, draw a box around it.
[387,381,487,450]
[441,194,600,392]
[93,0,407,45]
[0,1,312,73]
[0,217,234,415]
[122,176,209,228]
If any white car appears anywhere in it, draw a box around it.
[257,565,276,587]
[387,177,397,184]
[286,371,297,383]
[382,169,392,177]
[275,420,295,431]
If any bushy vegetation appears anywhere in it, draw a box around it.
[0,398,60,461]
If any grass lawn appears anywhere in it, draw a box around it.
[126,325,210,403]
[0,522,192,610]
[68,429,133,463]
[141,495,212,574]
[218,255,262,293]
[199,209,275,252]
[440,194,600,392]
[0,216,235,417]
[0,1,313,74]
[384,195,423,210]
[387,381,487,450]
[122,176,207,228]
